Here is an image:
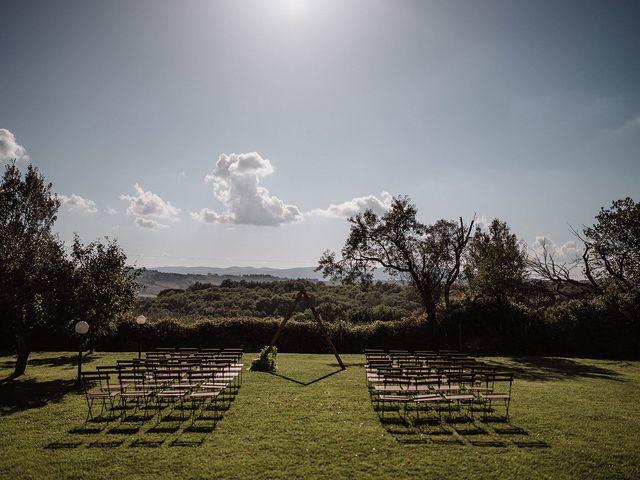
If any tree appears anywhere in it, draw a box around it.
[583,197,639,294]
[462,219,528,350]
[316,196,474,347]
[529,197,640,298]
[464,219,528,302]
[0,162,70,377]
[71,235,141,352]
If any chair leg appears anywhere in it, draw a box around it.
[85,398,94,423]
[108,396,117,420]
[98,398,106,418]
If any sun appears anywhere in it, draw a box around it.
[281,0,308,18]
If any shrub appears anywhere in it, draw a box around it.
[250,345,277,372]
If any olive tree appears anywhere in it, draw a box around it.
[0,162,140,377]
[529,197,640,298]
[464,218,528,302]
[71,235,141,353]
[0,163,71,377]
[316,196,474,347]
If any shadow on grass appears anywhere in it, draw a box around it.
[492,357,622,382]
[130,438,165,448]
[269,368,345,387]
[396,437,429,445]
[45,441,83,449]
[377,406,546,448]
[170,438,205,447]
[184,424,216,433]
[469,439,507,447]
[0,353,99,371]
[328,362,365,368]
[28,353,98,369]
[107,426,140,435]
[69,426,104,435]
[514,440,550,448]
[454,425,488,436]
[88,440,123,448]
[0,378,77,416]
[432,437,466,446]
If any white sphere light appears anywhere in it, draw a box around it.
[136,315,147,325]
[75,321,90,335]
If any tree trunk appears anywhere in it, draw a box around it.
[498,296,505,353]
[444,285,453,317]
[13,336,30,378]
[425,301,439,350]
[88,328,94,355]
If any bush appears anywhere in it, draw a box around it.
[89,315,433,353]
[250,346,277,372]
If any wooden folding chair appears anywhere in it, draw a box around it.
[442,372,476,419]
[186,369,224,424]
[118,370,155,419]
[80,371,119,421]
[375,374,414,422]
[153,370,190,422]
[479,373,513,419]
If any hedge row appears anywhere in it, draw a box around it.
[6,296,639,358]
[98,317,432,353]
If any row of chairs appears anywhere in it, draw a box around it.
[364,349,513,422]
[80,347,243,424]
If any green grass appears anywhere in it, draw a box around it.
[1,352,639,480]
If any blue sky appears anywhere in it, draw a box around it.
[1,0,639,268]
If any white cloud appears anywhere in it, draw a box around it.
[308,192,393,218]
[0,129,29,161]
[472,215,490,232]
[193,152,302,226]
[59,193,98,214]
[120,184,181,229]
[106,207,118,215]
[531,236,581,262]
[190,207,224,224]
[135,217,167,230]
[178,171,187,178]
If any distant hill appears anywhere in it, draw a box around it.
[138,266,391,296]
[137,269,303,297]
[152,266,325,280]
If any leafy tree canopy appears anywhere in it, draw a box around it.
[465,219,528,302]
[71,235,141,351]
[0,162,69,377]
[316,196,473,346]
[0,162,139,376]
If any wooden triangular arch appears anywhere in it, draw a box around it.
[265,287,346,370]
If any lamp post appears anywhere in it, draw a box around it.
[75,321,90,387]
[135,315,147,359]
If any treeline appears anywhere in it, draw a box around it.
[135,280,423,322]
[28,291,635,358]
[123,279,639,358]
[137,269,293,296]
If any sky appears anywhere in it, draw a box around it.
[1,0,639,269]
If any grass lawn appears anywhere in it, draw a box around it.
[1,352,639,480]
